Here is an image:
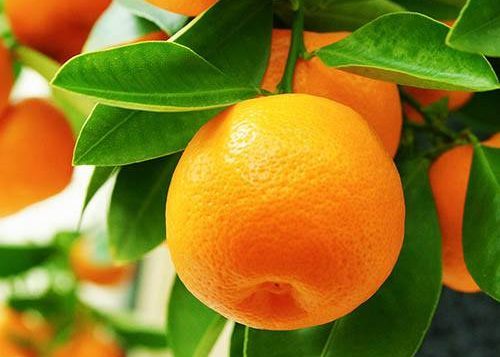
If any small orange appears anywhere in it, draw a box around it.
[0,40,14,115]
[53,327,123,357]
[70,238,134,286]
[0,99,74,217]
[262,29,403,157]
[146,0,217,16]
[5,0,111,62]
[167,94,405,330]
[429,133,500,293]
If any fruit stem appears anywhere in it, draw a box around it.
[277,0,305,93]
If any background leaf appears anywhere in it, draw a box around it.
[446,0,500,57]
[0,245,55,277]
[316,13,498,91]
[463,145,500,301]
[454,90,500,135]
[392,0,466,19]
[108,154,180,261]
[274,0,404,32]
[167,278,226,357]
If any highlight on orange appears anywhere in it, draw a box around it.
[146,0,217,16]
[0,40,14,115]
[70,237,134,286]
[262,29,403,157]
[429,133,500,293]
[0,99,74,217]
[5,0,112,62]
[53,326,123,357]
[167,94,405,330]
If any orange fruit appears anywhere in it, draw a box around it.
[166,94,405,330]
[429,133,500,293]
[0,99,74,217]
[132,31,169,43]
[70,238,134,286]
[5,0,111,62]
[0,40,14,115]
[53,327,123,357]
[146,0,217,16]
[262,29,402,157]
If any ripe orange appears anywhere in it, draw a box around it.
[70,238,134,286]
[262,29,402,157]
[0,40,13,115]
[53,327,123,357]
[146,0,217,16]
[5,0,111,62]
[167,94,405,330]
[429,133,500,293]
[0,99,74,217]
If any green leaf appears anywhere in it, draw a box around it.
[274,0,405,32]
[0,245,55,277]
[463,145,500,301]
[230,324,331,357]
[455,90,500,134]
[446,0,500,57]
[80,166,118,218]
[85,2,161,52]
[392,0,466,19]
[52,42,260,112]
[108,154,180,261]
[316,12,498,91]
[172,0,273,85]
[73,105,219,166]
[168,278,226,357]
[230,158,442,357]
[116,0,187,34]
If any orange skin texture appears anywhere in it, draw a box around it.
[5,0,111,62]
[146,0,217,16]
[53,328,123,357]
[429,133,500,293]
[262,29,402,157]
[167,94,405,330]
[70,239,134,286]
[0,40,13,115]
[0,99,74,217]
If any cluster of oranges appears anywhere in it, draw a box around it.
[0,0,497,339]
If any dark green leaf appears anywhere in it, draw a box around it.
[0,245,55,277]
[455,90,500,134]
[85,2,161,52]
[108,154,180,261]
[80,166,117,218]
[316,13,498,91]
[463,145,500,301]
[274,0,404,32]
[392,0,466,19]
[168,278,226,357]
[446,0,500,57]
[74,105,219,166]
[116,0,187,34]
[52,42,259,111]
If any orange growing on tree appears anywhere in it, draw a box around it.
[0,40,14,115]
[166,94,405,330]
[0,99,74,217]
[146,0,217,16]
[70,237,134,286]
[53,326,123,357]
[5,0,111,62]
[429,133,500,293]
[262,29,403,157]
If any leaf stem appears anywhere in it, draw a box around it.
[277,0,305,93]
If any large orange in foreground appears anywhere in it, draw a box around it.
[0,99,74,217]
[429,133,500,293]
[167,94,405,330]
[146,0,216,16]
[0,40,13,115]
[262,29,402,157]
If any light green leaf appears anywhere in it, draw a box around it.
[0,245,55,277]
[463,145,500,301]
[274,0,404,32]
[108,154,180,261]
[116,0,187,34]
[392,0,466,19]
[446,0,500,57]
[74,105,219,166]
[168,278,226,357]
[316,12,498,91]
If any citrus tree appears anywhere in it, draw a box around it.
[0,0,499,356]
